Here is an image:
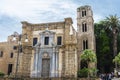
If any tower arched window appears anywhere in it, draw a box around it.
[82,22,87,32]
[82,10,86,17]
[83,40,88,50]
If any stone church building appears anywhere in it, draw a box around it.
[0,5,95,77]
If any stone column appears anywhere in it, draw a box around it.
[51,47,55,77]
[58,49,62,77]
[35,48,39,77]
[56,51,59,77]
[55,50,58,77]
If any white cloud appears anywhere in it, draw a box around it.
[0,0,78,22]
[93,14,104,23]
[0,0,106,42]
[0,0,79,41]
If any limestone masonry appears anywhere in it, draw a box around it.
[0,5,95,77]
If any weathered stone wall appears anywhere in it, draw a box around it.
[19,17,78,78]
[0,40,17,75]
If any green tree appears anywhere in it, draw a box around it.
[0,72,4,77]
[118,33,120,52]
[104,15,120,57]
[80,49,97,79]
[103,15,120,69]
[94,22,112,73]
[113,52,120,68]
[94,15,120,73]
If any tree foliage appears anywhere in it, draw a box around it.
[81,49,97,63]
[0,72,4,77]
[103,15,120,56]
[95,15,120,73]
[95,21,113,73]
[113,52,120,65]
[80,49,97,78]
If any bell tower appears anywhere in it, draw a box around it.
[77,5,96,69]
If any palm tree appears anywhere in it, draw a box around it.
[104,15,120,56]
[104,15,120,69]
[80,49,97,79]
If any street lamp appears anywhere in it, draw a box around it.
[13,33,28,80]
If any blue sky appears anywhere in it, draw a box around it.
[0,0,120,42]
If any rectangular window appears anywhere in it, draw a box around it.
[57,36,62,45]
[0,51,3,57]
[44,37,49,45]
[10,53,13,58]
[33,38,38,46]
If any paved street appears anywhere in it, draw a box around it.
[112,78,120,80]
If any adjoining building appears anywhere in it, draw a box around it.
[0,5,95,77]
[0,33,18,76]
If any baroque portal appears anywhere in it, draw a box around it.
[31,29,59,77]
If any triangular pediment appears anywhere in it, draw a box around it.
[40,29,55,35]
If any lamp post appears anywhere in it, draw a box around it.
[13,33,28,80]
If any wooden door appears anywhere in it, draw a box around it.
[41,58,50,77]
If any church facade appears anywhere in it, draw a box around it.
[0,5,95,78]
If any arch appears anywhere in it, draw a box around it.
[82,39,88,50]
[82,22,87,32]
